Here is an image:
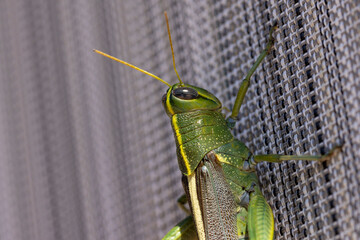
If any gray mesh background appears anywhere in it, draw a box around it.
[0,0,358,239]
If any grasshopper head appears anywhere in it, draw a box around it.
[162,83,222,117]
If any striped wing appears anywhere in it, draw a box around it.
[183,151,238,240]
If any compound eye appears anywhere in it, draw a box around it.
[172,87,198,100]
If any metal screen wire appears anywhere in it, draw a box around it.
[0,0,358,239]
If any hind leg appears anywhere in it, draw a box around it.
[247,193,274,240]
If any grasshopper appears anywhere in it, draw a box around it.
[94,12,341,240]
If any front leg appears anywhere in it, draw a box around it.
[227,24,277,126]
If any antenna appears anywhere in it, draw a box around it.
[164,11,184,86]
[93,49,171,87]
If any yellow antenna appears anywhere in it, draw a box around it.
[164,11,184,86]
[93,49,171,87]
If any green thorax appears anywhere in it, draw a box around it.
[171,110,233,175]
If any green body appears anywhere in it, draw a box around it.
[160,26,337,239]
[161,79,337,240]
[94,19,340,240]
[163,84,274,239]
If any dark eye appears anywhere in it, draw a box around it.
[173,87,198,100]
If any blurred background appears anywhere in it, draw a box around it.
[0,0,359,239]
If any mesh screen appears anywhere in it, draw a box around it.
[0,0,358,239]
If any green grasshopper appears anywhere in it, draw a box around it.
[94,12,341,240]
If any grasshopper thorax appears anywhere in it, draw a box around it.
[162,83,222,117]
